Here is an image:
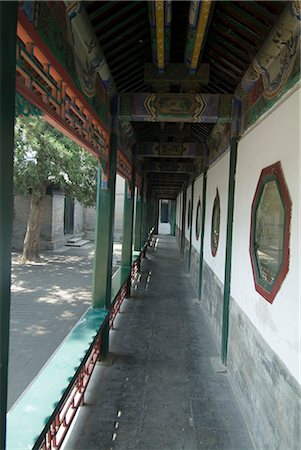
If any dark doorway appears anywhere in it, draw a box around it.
[161,201,169,223]
[64,197,74,235]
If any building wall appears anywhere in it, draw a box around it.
[231,87,300,383]
[83,207,96,240]
[51,193,65,246]
[226,87,301,449]
[74,201,84,235]
[13,194,53,250]
[175,87,301,449]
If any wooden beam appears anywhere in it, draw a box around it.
[184,1,213,74]
[144,161,195,173]
[138,142,206,158]
[119,93,232,123]
[148,0,171,74]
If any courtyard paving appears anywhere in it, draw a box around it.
[8,242,122,410]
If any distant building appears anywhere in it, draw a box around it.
[12,175,125,250]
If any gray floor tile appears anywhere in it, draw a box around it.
[195,426,254,450]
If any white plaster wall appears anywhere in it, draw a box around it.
[231,87,300,382]
[185,185,192,240]
[203,152,230,283]
[176,193,182,228]
[191,175,203,253]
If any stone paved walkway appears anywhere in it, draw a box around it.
[64,235,254,450]
[8,243,122,410]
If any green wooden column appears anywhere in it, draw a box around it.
[198,167,208,300]
[188,180,194,271]
[180,189,187,254]
[134,186,142,251]
[121,174,135,276]
[170,200,176,236]
[141,188,148,245]
[92,113,118,310]
[221,137,238,364]
[0,3,17,448]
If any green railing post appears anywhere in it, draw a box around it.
[221,137,238,364]
[0,2,17,448]
[188,180,194,271]
[180,189,186,254]
[198,167,208,300]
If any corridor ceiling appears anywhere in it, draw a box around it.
[85,0,286,199]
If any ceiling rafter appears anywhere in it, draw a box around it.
[88,1,118,23]
[102,21,148,52]
[93,2,138,34]
[100,7,146,41]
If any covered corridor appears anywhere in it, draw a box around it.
[64,234,253,450]
[0,1,300,449]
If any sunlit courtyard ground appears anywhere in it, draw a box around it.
[8,242,122,410]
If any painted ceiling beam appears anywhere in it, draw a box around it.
[138,142,206,158]
[184,0,213,74]
[66,2,116,96]
[236,1,300,101]
[144,161,195,173]
[148,0,172,74]
[119,93,232,123]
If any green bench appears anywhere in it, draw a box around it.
[7,308,108,450]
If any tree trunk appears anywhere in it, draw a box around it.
[21,189,46,262]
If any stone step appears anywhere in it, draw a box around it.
[65,239,90,247]
[66,237,82,244]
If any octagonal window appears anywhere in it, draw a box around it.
[250,162,292,303]
[211,189,220,257]
[195,199,201,241]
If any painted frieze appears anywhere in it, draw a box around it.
[119,93,232,123]
[138,142,205,158]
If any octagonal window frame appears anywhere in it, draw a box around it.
[211,189,220,257]
[249,161,292,304]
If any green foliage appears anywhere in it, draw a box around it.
[14,117,98,207]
